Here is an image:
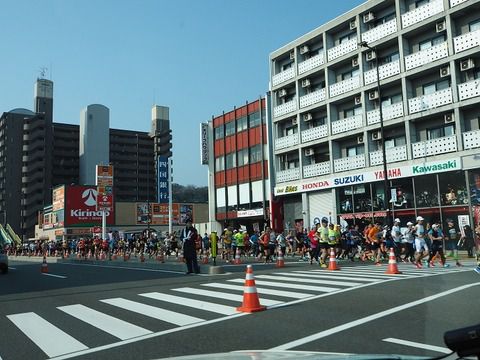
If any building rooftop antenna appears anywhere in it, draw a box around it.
[39,67,48,79]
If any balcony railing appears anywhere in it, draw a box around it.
[331,114,362,135]
[364,60,401,85]
[299,88,326,108]
[361,18,397,44]
[458,79,480,101]
[327,38,357,62]
[274,98,297,118]
[298,53,325,74]
[275,133,299,150]
[301,124,328,143]
[405,42,448,71]
[369,145,408,166]
[366,102,404,125]
[454,29,480,54]
[329,75,360,98]
[463,130,480,150]
[401,0,444,29]
[408,88,453,114]
[272,67,295,87]
[303,161,331,178]
[450,0,469,7]
[276,167,301,183]
[411,135,457,158]
[334,154,366,173]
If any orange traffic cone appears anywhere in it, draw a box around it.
[385,248,402,274]
[112,253,117,260]
[202,254,209,264]
[156,253,164,263]
[177,251,184,262]
[234,248,242,265]
[41,256,48,273]
[276,249,285,268]
[124,253,130,261]
[236,265,266,313]
[328,248,340,271]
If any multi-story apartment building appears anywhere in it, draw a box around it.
[269,0,480,231]
[204,98,271,233]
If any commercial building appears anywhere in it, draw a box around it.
[203,98,271,233]
[269,0,480,231]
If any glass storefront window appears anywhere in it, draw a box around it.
[439,170,467,206]
[372,182,386,210]
[469,170,480,206]
[353,184,371,212]
[414,174,439,208]
[337,186,354,213]
[390,178,414,209]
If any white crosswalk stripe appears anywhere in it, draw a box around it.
[172,287,283,306]
[229,278,339,292]
[202,282,315,299]
[255,274,364,287]
[289,271,380,282]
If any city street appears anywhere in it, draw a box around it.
[1,258,478,359]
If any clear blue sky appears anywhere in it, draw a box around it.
[1,0,363,186]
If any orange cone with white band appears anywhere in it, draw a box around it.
[385,247,402,274]
[234,248,242,265]
[328,248,340,271]
[41,255,48,273]
[276,249,285,268]
[236,265,266,313]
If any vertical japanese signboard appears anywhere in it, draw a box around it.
[157,157,169,203]
[200,123,209,165]
[96,165,114,211]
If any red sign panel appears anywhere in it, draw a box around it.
[65,185,114,227]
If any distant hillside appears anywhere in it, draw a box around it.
[172,183,208,203]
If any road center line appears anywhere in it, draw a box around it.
[382,337,451,354]
[42,273,67,279]
[269,282,480,351]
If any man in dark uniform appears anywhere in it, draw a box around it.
[181,219,200,274]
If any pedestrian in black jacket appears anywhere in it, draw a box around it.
[181,219,200,274]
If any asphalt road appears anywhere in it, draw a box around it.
[1,258,478,360]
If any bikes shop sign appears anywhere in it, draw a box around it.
[274,157,461,196]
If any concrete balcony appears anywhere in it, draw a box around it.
[334,154,366,172]
[454,29,480,54]
[364,60,401,85]
[274,98,297,118]
[303,161,331,178]
[331,114,362,135]
[298,53,325,75]
[450,0,469,7]
[275,133,299,150]
[401,0,444,29]
[276,167,301,183]
[301,124,328,143]
[361,18,397,44]
[458,79,480,101]
[299,88,326,108]
[408,88,453,114]
[327,38,357,62]
[366,102,404,125]
[463,130,480,150]
[405,42,448,71]
[329,75,360,98]
[272,67,295,87]
[369,145,408,166]
[412,135,457,158]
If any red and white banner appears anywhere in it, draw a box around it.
[65,185,114,226]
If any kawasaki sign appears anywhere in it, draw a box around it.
[274,157,462,196]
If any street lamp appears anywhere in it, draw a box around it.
[359,41,391,225]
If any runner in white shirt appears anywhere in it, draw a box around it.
[414,216,429,269]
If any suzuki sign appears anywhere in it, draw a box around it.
[65,185,114,227]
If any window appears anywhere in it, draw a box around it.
[423,79,449,95]
[249,112,261,128]
[249,144,262,163]
[380,52,400,65]
[342,69,360,80]
[416,0,429,8]
[381,94,402,107]
[427,124,454,140]
[237,148,249,166]
[225,153,236,169]
[346,144,364,156]
[215,156,225,171]
[236,116,247,132]
[343,106,362,118]
[419,35,445,50]
[225,121,235,136]
[339,32,355,44]
[469,19,480,32]
[214,126,224,140]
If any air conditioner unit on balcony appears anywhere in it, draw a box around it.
[303,113,313,121]
[444,113,454,124]
[299,45,310,55]
[292,118,298,126]
[363,12,375,24]
[460,58,475,71]
[279,89,287,97]
[366,50,376,62]
[354,95,362,105]
[352,56,359,67]
[368,90,379,101]
[440,66,450,78]
[301,78,311,88]
[349,19,357,30]
[305,148,315,156]
[357,135,364,144]
[371,130,382,141]
[289,51,295,60]
[436,20,446,33]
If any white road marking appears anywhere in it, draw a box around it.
[255,274,363,287]
[6,312,89,357]
[100,298,204,326]
[57,262,185,274]
[202,282,314,299]
[139,292,237,315]
[172,287,283,306]
[383,337,451,354]
[229,278,339,292]
[8,267,16,270]
[285,271,379,282]
[42,273,67,279]
[57,304,152,340]
[329,269,410,277]
[269,282,480,350]
[309,269,392,279]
